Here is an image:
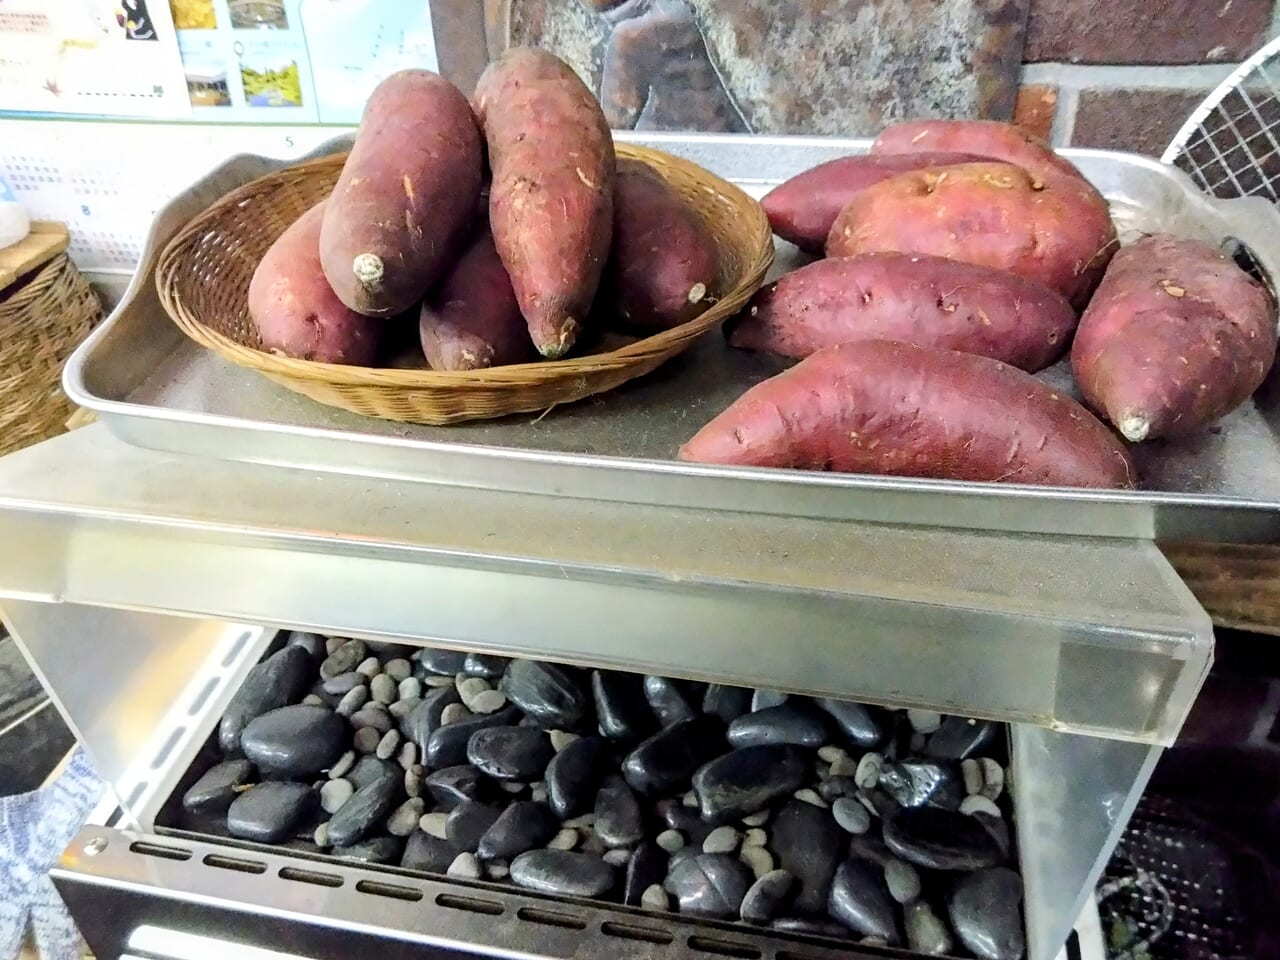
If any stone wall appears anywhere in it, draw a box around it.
[1013,0,1280,155]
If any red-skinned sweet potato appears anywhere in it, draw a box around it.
[826,162,1117,307]
[249,200,380,365]
[729,252,1077,372]
[419,227,534,371]
[474,48,616,358]
[1072,234,1277,441]
[871,119,1085,183]
[761,152,986,254]
[321,70,482,318]
[601,158,718,331]
[679,340,1135,489]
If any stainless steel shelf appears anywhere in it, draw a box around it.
[0,424,1211,743]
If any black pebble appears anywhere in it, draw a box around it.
[656,798,714,847]
[348,755,399,791]
[623,841,668,906]
[510,849,615,898]
[741,869,795,924]
[594,774,645,848]
[332,835,403,864]
[592,671,653,742]
[814,698,887,748]
[924,716,1000,760]
[500,660,589,730]
[403,684,462,753]
[414,648,468,676]
[285,631,328,659]
[692,743,808,823]
[879,760,964,810]
[401,832,459,873]
[622,715,725,796]
[425,764,491,810]
[818,776,860,804]
[464,653,510,678]
[948,867,1025,960]
[770,917,850,939]
[770,799,843,915]
[322,671,366,697]
[883,807,1004,871]
[643,676,697,727]
[240,704,348,777]
[664,853,752,920]
[327,773,400,847]
[218,646,313,753]
[425,704,522,769]
[446,800,503,852]
[227,782,315,843]
[182,759,254,815]
[320,639,367,681]
[727,703,831,749]
[545,735,610,819]
[466,725,554,781]
[702,684,753,724]
[477,800,560,861]
[827,858,901,944]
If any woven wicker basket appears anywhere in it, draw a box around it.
[156,144,773,425]
[0,254,102,456]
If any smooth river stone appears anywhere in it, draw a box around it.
[414,648,468,676]
[906,900,955,956]
[813,699,887,748]
[656,798,713,847]
[182,759,254,815]
[333,835,403,864]
[464,653,510,678]
[751,689,788,711]
[425,704,522,768]
[478,800,560,861]
[500,660,589,729]
[510,849,616,898]
[240,704,348,777]
[727,703,831,749]
[591,671,653,742]
[643,676,697,727]
[701,684,753,724]
[320,639,368,681]
[218,646,313,753]
[347,755,399,792]
[770,917,850,939]
[924,716,1000,760]
[544,735,610,818]
[227,782,316,843]
[622,715,725,796]
[879,760,964,810]
[623,841,668,906]
[664,853,753,920]
[770,800,843,915]
[883,807,1004,871]
[466,725,554,780]
[401,832,460,873]
[285,631,328,659]
[326,772,400,847]
[424,764,491,810]
[692,743,808,822]
[402,685,461,753]
[594,774,645,847]
[741,869,795,924]
[827,858,901,944]
[948,867,1026,960]
[445,800,503,852]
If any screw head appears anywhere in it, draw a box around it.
[83,837,108,856]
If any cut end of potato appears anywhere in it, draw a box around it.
[353,253,385,288]
[1118,413,1150,443]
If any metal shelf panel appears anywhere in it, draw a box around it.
[0,425,1212,742]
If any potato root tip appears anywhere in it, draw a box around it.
[1119,414,1150,442]
[353,253,385,288]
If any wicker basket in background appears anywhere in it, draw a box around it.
[0,254,102,456]
[156,144,774,425]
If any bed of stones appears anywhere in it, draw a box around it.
[172,633,1025,960]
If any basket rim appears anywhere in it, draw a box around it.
[155,142,774,390]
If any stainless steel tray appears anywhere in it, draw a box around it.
[64,132,1280,540]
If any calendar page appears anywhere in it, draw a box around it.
[0,0,191,117]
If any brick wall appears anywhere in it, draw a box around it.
[1012,0,1280,156]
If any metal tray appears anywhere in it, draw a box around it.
[63,132,1280,540]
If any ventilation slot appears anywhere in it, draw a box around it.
[202,854,265,874]
[516,907,587,930]
[601,921,674,945]
[356,880,422,902]
[222,630,254,668]
[777,952,836,960]
[435,893,503,917]
[124,781,147,810]
[688,936,761,959]
[129,841,192,862]
[150,726,185,770]
[279,866,342,888]
[188,676,219,716]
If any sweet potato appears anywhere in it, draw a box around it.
[761,152,986,254]
[248,201,380,365]
[679,340,1135,489]
[474,48,616,358]
[321,70,483,318]
[418,227,533,371]
[826,162,1117,307]
[729,252,1077,372]
[601,158,718,331]
[1071,234,1277,441]
[871,119,1085,183]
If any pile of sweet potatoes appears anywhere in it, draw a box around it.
[248,50,721,373]
[685,119,1277,490]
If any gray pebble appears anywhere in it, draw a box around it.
[349,708,393,735]
[906,900,954,956]
[603,848,632,867]
[979,758,1005,801]
[885,858,922,904]
[531,786,548,803]
[641,884,669,911]
[962,758,983,796]
[818,745,850,764]
[581,831,607,856]
[487,859,510,880]
[741,869,794,924]
[550,730,580,752]
[320,778,353,814]
[739,845,774,879]
[336,685,369,717]
[829,754,859,777]
[353,727,381,754]
[752,688,788,710]
[356,656,382,679]
[703,826,741,854]
[328,750,355,780]
[325,636,345,655]
[742,810,770,827]
[399,741,417,770]
[387,799,425,837]
[469,689,507,715]
[405,768,421,798]
[855,752,884,789]
[370,673,397,705]
[794,788,827,807]
[363,700,389,714]
[562,813,596,829]
[441,703,471,725]
[656,829,686,853]
[398,677,422,701]
[548,828,579,851]
[907,709,942,734]
[910,732,927,752]
[420,812,450,838]
[960,795,1002,819]
[457,676,491,709]
[314,822,330,847]
[858,793,880,817]
[743,828,768,848]
[498,781,526,794]
[448,852,481,879]
[833,796,872,834]
[301,694,325,706]
[389,697,420,719]
[375,729,401,760]
[682,791,699,808]
[384,658,412,683]
[424,675,456,688]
